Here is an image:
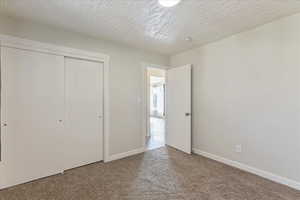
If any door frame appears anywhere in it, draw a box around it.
[141,63,168,150]
[0,34,111,163]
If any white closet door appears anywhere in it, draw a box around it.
[0,47,65,189]
[65,57,103,170]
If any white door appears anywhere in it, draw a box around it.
[64,57,103,170]
[0,47,65,189]
[166,65,192,154]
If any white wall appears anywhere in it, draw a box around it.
[171,13,300,184]
[0,15,168,157]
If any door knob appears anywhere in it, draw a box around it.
[2,123,7,127]
[185,113,191,116]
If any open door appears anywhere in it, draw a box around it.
[166,65,191,154]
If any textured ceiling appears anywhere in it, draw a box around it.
[1,0,300,55]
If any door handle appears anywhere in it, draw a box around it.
[185,113,191,116]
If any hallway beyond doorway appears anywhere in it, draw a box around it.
[147,117,165,150]
[145,67,166,151]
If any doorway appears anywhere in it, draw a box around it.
[142,64,191,154]
[146,67,166,150]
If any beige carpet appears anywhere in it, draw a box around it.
[0,147,299,200]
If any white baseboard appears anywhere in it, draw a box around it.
[106,147,146,162]
[192,148,300,191]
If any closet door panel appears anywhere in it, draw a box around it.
[65,58,103,170]
[0,47,65,188]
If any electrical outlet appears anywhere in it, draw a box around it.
[235,145,242,153]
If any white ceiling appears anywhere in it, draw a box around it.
[1,0,300,55]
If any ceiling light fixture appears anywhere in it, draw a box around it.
[159,0,181,7]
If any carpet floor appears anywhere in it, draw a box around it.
[0,147,299,200]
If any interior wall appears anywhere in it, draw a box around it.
[170,13,300,183]
[0,15,169,157]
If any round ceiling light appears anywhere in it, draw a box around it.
[159,0,181,7]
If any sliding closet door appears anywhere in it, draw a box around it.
[0,47,65,188]
[65,58,103,170]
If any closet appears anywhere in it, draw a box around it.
[0,47,65,188]
[0,38,106,189]
[64,57,103,170]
